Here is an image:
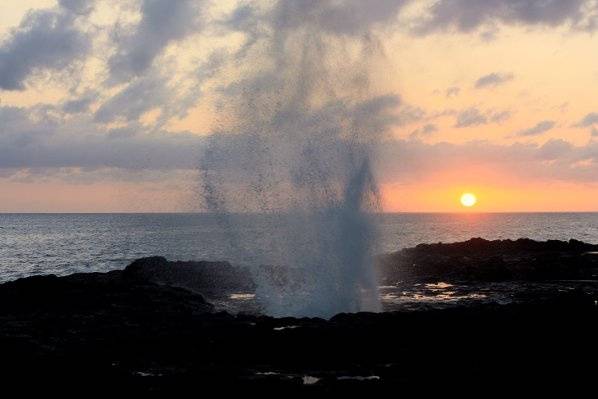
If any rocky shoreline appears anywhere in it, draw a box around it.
[379,237,598,283]
[1,238,597,393]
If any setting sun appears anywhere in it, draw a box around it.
[460,193,477,208]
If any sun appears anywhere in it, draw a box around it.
[460,193,477,208]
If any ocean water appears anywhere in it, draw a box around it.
[1,212,598,283]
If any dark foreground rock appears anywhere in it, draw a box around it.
[1,240,598,393]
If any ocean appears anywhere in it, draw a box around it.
[1,212,597,283]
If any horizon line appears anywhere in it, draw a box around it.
[3,211,598,215]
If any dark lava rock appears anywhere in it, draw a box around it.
[0,273,596,394]
[123,256,255,297]
[0,269,213,316]
[378,238,598,284]
[119,238,598,297]
[1,241,598,393]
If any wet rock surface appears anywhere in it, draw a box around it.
[1,238,597,393]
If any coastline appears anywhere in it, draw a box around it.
[1,238,597,393]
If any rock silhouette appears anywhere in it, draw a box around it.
[0,238,597,394]
[378,237,598,283]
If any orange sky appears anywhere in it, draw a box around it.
[1,1,598,212]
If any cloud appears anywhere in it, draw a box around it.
[107,0,203,83]
[413,0,594,35]
[2,103,598,188]
[515,120,556,136]
[96,50,225,125]
[58,0,94,15]
[0,93,403,171]
[394,104,426,126]
[410,123,438,139]
[377,137,598,184]
[0,106,204,169]
[454,107,511,128]
[475,72,514,88]
[480,27,499,41]
[3,0,598,198]
[536,138,572,159]
[0,4,92,90]
[575,112,598,127]
[62,92,96,114]
[270,0,410,36]
[94,72,168,123]
[454,107,487,127]
[446,86,460,97]
[1,1,414,174]
[490,110,511,123]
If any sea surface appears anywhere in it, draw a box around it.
[1,212,597,283]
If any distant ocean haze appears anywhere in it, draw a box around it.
[0,212,597,282]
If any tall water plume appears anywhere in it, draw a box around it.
[199,1,402,318]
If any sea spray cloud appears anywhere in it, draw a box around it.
[197,1,405,317]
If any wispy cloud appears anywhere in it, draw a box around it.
[410,123,438,139]
[446,86,460,98]
[574,112,598,127]
[475,72,514,89]
[454,107,510,128]
[455,108,487,127]
[515,120,556,136]
[378,137,598,184]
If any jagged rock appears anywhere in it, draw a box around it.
[123,256,255,297]
[0,268,214,315]
[378,238,598,283]
[0,269,596,394]
[1,239,598,393]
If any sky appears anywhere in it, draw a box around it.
[1,0,598,212]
